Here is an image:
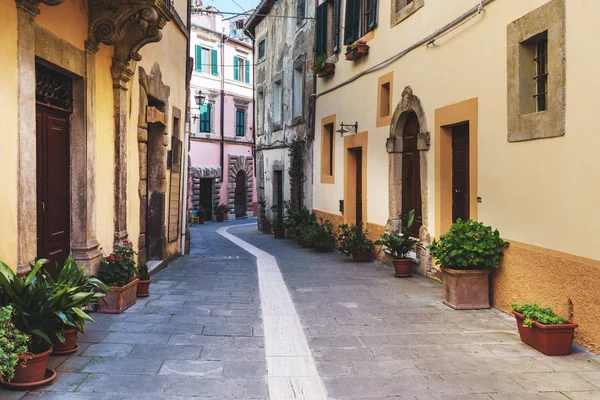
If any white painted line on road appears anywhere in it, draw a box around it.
[218,226,328,400]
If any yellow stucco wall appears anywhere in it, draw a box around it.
[37,0,88,51]
[313,0,600,351]
[0,1,19,268]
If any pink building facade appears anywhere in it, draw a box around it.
[188,17,256,220]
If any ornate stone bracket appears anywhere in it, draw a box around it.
[15,0,66,20]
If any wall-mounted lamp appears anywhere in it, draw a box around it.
[336,121,359,136]
[194,91,206,107]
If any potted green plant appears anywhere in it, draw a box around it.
[428,219,510,310]
[309,219,337,252]
[312,54,335,77]
[510,303,578,356]
[345,40,369,61]
[47,256,108,355]
[258,195,271,233]
[97,240,139,314]
[296,213,318,247]
[0,259,61,388]
[271,204,285,238]
[337,222,375,261]
[284,204,311,240]
[214,203,230,222]
[197,208,208,224]
[375,209,423,278]
[0,305,30,386]
[136,263,151,298]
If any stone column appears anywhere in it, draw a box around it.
[111,57,133,244]
[15,0,39,273]
[71,41,102,274]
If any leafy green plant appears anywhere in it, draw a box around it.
[137,263,150,281]
[428,219,509,270]
[296,212,318,240]
[307,219,337,250]
[346,39,368,52]
[258,195,268,221]
[284,205,312,230]
[0,259,62,353]
[97,241,137,287]
[337,222,375,256]
[46,256,108,337]
[511,303,567,327]
[0,305,30,383]
[311,54,328,73]
[197,208,208,219]
[375,209,422,260]
[214,203,230,216]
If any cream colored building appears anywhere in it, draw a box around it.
[0,0,191,275]
[312,0,600,352]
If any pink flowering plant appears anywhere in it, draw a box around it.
[97,240,137,287]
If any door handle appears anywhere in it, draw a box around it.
[454,189,461,194]
[41,202,45,212]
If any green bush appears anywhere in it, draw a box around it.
[0,305,29,383]
[214,203,230,216]
[375,209,422,259]
[307,219,337,250]
[97,241,137,287]
[511,303,567,327]
[296,212,318,240]
[337,222,374,256]
[428,219,509,269]
[137,263,150,281]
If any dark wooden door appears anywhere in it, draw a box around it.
[452,123,470,222]
[401,112,422,237]
[274,170,283,220]
[235,171,247,218]
[36,106,70,277]
[355,148,363,225]
[199,178,213,219]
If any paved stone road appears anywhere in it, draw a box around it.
[2,220,600,399]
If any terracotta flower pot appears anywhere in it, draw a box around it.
[262,219,271,234]
[302,240,312,248]
[137,279,151,297]
[298,238,308,247]
[51,328,78,355]
[317,63,335,77]
[392,258,412,278]
[216,214,224,222]
[97,278,139,314]
[9,347,53,385]
[199,218,205,225]
[512,311,578,356]
[352,251,371,262]
[273,228,285,238]
[442,268,491,310]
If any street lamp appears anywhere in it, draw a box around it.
[336,121,359,136]
[194,91,206,106]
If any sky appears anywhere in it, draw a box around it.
[202,0,260,13]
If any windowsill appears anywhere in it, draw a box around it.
[290,116,305,127]
[272,123,283,132]
[321,174,335,184]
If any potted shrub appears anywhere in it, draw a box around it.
[258,195,270,233]
[309,219,337,252]
[428,219,509,310]
[375,209,423,278]
[511,303,578,356]
[284,204,311,240]
[345,40,369,61]
[338,222,374,261]
[214,203,230,222]
[312,54,335,78]
[136,263,151,298]
[97,241,139,314]
[197,208,208,224]
[271,204,285,238]
[47,256,108,355]
[0,259,61,388]
[0,305,30,386]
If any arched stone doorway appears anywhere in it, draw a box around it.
[227,155,254,219]
[387,85,431,230]
[235,170,247,218]
[137,63,170,264]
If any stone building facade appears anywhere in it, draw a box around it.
[246,0,316,222]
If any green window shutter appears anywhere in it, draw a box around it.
[343,0,360,45]
[211,49,218,76]
[333,0,341,53]
[233,56,239,81]
[245,60,250,83]
[195,45,202,71]
[367,0,377,31]
[315,2,328,57]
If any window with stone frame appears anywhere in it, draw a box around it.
[273,79,283,128]
[297,0,306,26]
[258,39,266,61]
[391,0,423,28]
[507,0,565,142]
[292,62,304,119]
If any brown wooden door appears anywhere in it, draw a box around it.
[355,148,363,225]
[36,106,70,276]
[274,170,283,219]
[452,123,470,222]
[401,112,422,237]
[199,178,213,219]
[235,171,247,218]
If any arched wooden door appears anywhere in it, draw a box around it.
[234,170,247,218]
[401,112,422,237]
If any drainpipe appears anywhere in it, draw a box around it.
[220,34,225,182]
[181,1,193,256]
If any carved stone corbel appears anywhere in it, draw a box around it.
[15,0,66,20]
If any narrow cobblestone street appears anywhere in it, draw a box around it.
[3,220,600,399]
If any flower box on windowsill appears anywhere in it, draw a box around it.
[317,63,335,78]
[345,43,369,61]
